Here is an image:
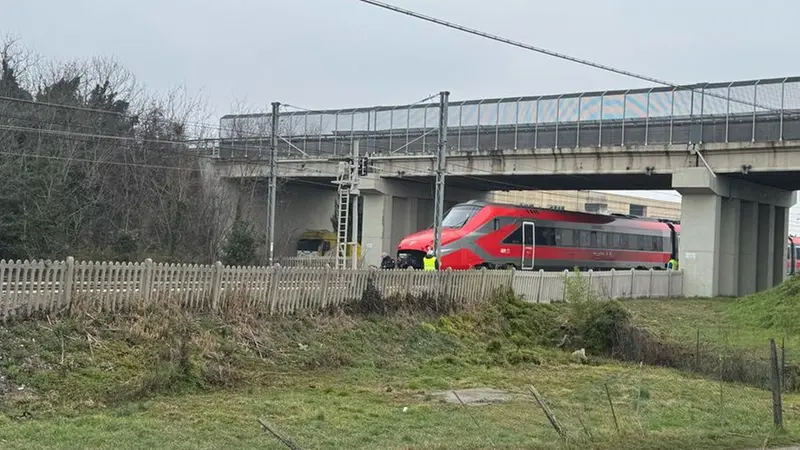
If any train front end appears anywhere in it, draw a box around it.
[396,202,487,270]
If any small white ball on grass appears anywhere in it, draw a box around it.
[402,407,408,412]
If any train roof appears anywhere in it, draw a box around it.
[457,199,680,227]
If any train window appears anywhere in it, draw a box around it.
[638,235,648,251]
[597,232,609,248]
[795,246,800,259]
[580,231,591,248]
[536,227,556,246]
[442,205,480,229]
[502,227,522,245]
[493,218,499,231]
[618,234,630,250]
[589,231,598,248]
[556,228,574,246]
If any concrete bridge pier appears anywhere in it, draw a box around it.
[359,175,489,268]
[673,167,796,298]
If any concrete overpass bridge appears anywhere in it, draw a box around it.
[211,76,800,298]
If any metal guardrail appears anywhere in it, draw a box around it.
[216,76,800,158]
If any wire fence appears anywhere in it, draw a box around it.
[217,76,800,159]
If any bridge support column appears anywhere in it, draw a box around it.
[673,167,796,298]
[361,193,392,268]
[774,206,789,286]
[756,204,776,291]
[738,201,759,296]
[719,198,741,297]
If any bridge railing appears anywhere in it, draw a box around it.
[0,257,682,322]
[216,76,800,159]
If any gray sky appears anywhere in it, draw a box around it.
[6,0,800,232]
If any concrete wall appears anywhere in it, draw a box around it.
[215,178,337,261]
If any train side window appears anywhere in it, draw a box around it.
[536,227,556,246]
[493,218,500,231]
[796,246,800,259]
[618,234,629,250]
[637,235,648,251]
[579,231,591,248]
[597,232,609,248]
[502,227,522,245]
[556,228,574,246]
[589,231,596,248]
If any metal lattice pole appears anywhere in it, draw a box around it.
[267,102,280,266]
[433,91,449,263]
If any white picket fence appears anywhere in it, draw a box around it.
[0,257,683,322]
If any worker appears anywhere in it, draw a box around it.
[667,257,678,270]
[423,247,439,271]
[380,252,396,269]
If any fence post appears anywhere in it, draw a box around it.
[587,269,594,298]
[562,269,569,301]
[211,261,223,312]
[62,256,75,309]
[610,269,616,299]
[648,268,654,298]
[479,267,488,298]
[630,268,636,299]
[667,269,672,297]
[268,265,283,314]
[509,267,516,293]
[770,338,784,429]
[320,265,332,308]
[142,258,153,304]
[537,269,544,303]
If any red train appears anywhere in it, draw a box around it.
[396,200,680,271]
[788,236,800,275]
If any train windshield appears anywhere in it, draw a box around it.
[441,205,481,229]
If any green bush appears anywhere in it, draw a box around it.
[221,219,258,267]
[562,268,631,355]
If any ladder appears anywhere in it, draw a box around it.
[334,162,352,269]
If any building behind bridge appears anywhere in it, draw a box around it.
[488,190,681,220]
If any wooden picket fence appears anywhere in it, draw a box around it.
[0,257,683,322]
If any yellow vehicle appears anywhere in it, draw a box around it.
[295,230,361,258]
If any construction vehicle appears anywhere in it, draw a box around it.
[295,229,361,259]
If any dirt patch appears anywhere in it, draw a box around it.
[429,388,522,406]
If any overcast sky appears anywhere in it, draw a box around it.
[5,0,800,232]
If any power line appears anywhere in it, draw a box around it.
[353,0,779,113]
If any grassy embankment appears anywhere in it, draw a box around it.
[1,278,800,449]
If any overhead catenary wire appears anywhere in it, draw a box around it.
[353,0,781,113]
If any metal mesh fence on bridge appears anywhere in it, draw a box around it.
[216,77,800,160]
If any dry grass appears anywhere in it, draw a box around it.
[1,288,798,449]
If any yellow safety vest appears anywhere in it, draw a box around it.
[423,256,437,271]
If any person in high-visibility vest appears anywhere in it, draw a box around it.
[667,257,678,270]
[423,248,438,271]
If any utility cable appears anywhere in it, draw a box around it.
[353,0,781,113]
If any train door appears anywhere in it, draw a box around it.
[521,221,535,270]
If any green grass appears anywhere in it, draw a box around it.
[1,363,798,450]
[1,288,799,449]
[626,276,800,362]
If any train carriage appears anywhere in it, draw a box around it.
[396,200,680,271]
[788,236,800,275]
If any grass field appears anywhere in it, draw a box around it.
[1,284,800,449]
[626,276,800,363]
